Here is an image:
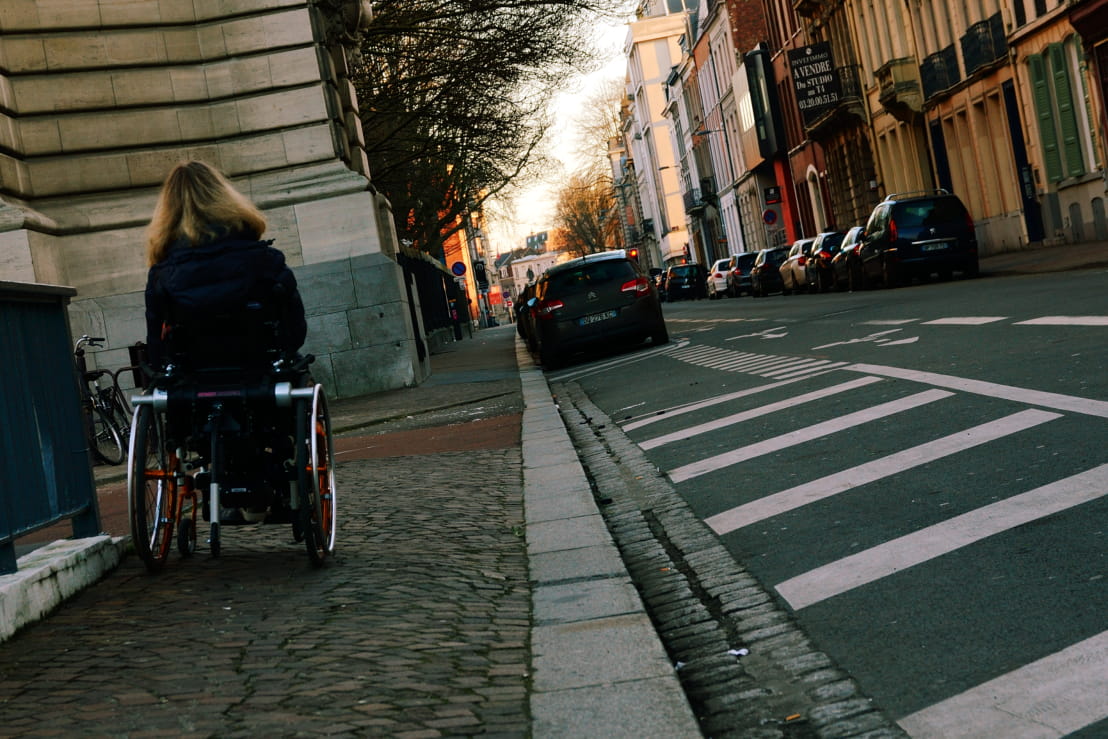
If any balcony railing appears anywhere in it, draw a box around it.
[961,13,1008,76]
[919,44,961,101]
[683,188,706,214]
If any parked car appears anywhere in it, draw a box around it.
[707,257,734,300]
[663,263,708,301]
[727,252,757,297]
[515,283,538,351]
[529,249,668,368]
[831,225,866,290]
[805,231,845,292]
[858,190,979,287]
[650,267,667,301]
[750,247,788,297]
[779,238,815,295]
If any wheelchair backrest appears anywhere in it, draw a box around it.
[163,290,287,382]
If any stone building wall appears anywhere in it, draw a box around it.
[0,0,428,397]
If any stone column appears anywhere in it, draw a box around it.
[0,0,427,397]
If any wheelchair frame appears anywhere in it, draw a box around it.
[127,369,337,571]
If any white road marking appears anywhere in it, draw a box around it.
[922,316,1008,325]
[705,408,1062,535]
[776,462,1108,610]
[726,326,789,340]
[876,337,920,345]
[622,377,810,432]
[760,358,841,376]
[667,389,953,483]
[847,363,1108,418]
[1016,315,1108,326]
[548,340,687,382]
[813,329,903,349]
[769,362,850,378]
[640,376,884,450]
[897,629,1108,738]
[862,319,919,325]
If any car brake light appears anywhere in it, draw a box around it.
[888,218,898,242]
[798,256,807,266]
[966,212,975,232]
[621,276,651,295]
[536,299,564,318]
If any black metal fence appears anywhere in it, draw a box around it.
[0,282,100,574]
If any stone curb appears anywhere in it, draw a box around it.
[0,536,128,643]
[517,338,703,738]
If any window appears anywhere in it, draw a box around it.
[1028,40,1090,183]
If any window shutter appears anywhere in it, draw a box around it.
[1028,54,1063,183]
[1048,43,1086,177]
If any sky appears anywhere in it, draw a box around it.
[486,19,629,255]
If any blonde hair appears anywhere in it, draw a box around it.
[145,161,267,266]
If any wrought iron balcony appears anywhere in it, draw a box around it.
[683,188,707,214]
[919,45,961,101]
[961,13,1008,76]
[876,57,923,121]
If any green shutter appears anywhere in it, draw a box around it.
[1028,54,1063,182]
[1048,43,1086,177]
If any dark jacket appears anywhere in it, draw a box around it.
[144,230,307,369]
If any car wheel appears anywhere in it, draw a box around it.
[652,323,669,345]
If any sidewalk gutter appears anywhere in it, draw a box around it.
[517,340,702,737]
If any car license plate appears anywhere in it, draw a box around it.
[579,310,617,326]
[921,241,952,251]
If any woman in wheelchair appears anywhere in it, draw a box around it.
[128,161,336,569]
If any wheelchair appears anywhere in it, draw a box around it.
[126,302,336,572]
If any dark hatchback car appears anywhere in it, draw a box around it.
[663,263,708,301]
[529,250,668,368]
[750,246,788,297]
[858,190,979,287]
[727,252,757,297]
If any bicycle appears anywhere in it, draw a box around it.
[74,335,132,465]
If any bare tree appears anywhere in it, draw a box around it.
[350,0,628,259]
[552,171,619,258]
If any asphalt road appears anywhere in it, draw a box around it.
[545,269,1108,737]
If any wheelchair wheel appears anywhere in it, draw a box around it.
[128,404,176,572]
[298,385,336,566]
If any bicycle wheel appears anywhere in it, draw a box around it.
[299,385,336,566]
[104,385,133,439]
[91,404,125,465]
[128,404,176,572]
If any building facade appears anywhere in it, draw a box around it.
[0,0,426,398]
[635,0,1108,260]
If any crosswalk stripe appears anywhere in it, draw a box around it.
[768,362,849,379]
[759,358,837,376]
[641,376,883,450]
[922,317,1007,325]
[775,462,1108,611]
[1016,315,1108,326]
[706,408,1062,535]
[668,389,953,483]
[622,377,810,432]
[847,363,1108,418]
[898,629,1108,738]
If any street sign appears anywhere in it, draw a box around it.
[450,261,466,276]
[763,209,778,225]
